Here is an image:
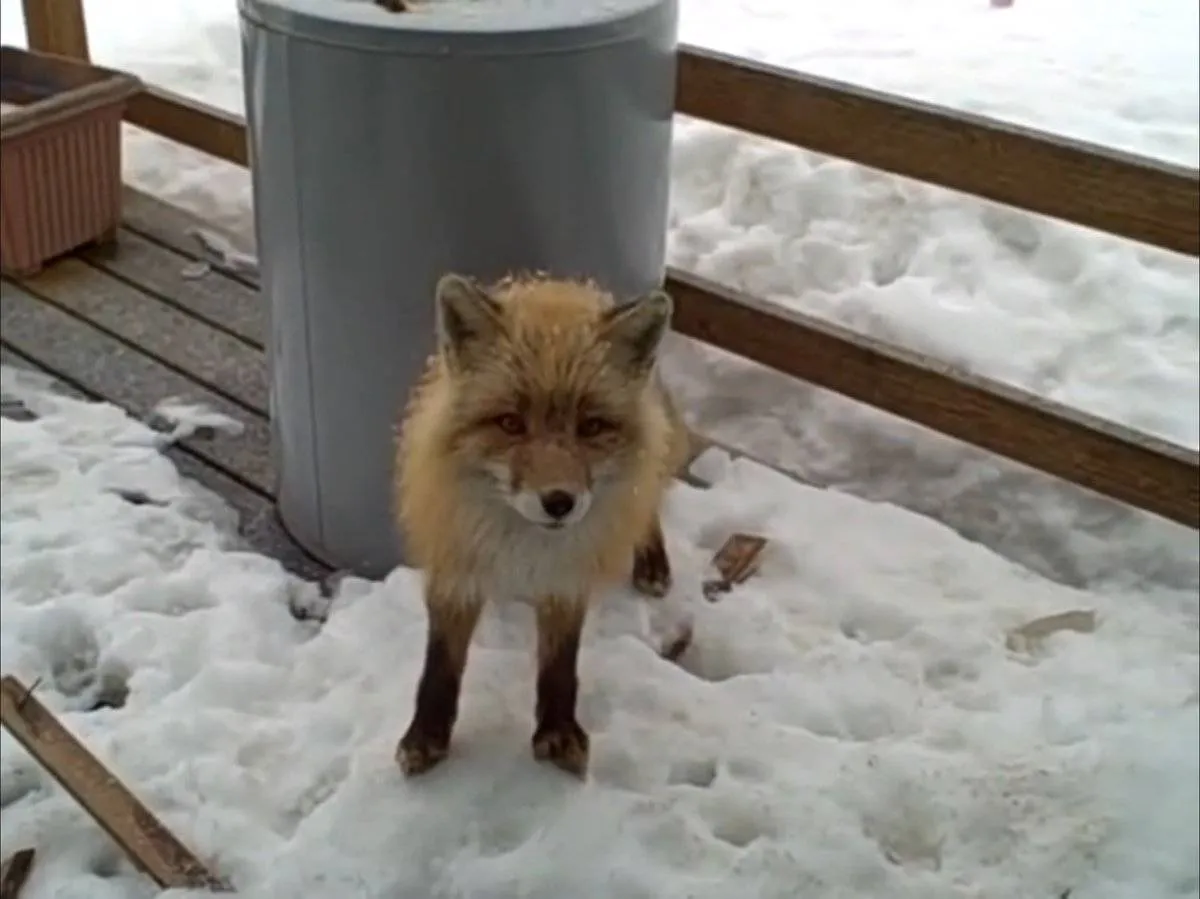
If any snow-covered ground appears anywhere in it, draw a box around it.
[0,0,1197,896]
[2,369,1198,899]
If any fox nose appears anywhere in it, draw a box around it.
[539,490,576,520]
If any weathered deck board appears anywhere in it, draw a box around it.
[120,188,259,290]
[0,182,337,582]
[2,277,273,492]
[20,258,269,414]
[80,229,264,347]
[0,341,327,581]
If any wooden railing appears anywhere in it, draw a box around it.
[19,0,1200,529]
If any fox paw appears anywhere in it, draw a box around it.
[532,720,590,778]
[396,727,450,777]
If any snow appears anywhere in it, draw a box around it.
[2,370,1198,899]
[0,0,1197,895]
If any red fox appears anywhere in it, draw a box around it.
[393,272,691,778]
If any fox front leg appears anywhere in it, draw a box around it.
[631,513,672,598]
[532,598,590,778]
[396,590,483,776]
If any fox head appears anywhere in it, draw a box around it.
[432,272,673,531]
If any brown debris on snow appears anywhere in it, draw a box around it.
[702,533,769,602]
[0,848,36,899]
[0,676,232,893]
[1004,609,1097,653]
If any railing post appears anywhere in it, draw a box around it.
[22,0,90,60]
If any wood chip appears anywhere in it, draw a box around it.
[180,260,212,281]
[659,622,694,662]
[0,676,232,892]
[1005,609,1097,653]
[702,533,768,601]
[0,849,36,899]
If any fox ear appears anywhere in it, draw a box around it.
[435,273,504,364]
[599,289,673,373]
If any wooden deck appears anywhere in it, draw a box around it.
[0,187,332,584]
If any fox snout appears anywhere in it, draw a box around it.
[489,442,595,529]
[500,479,590,527]
[506,485,594,529]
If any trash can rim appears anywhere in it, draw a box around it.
[238,0,671,55]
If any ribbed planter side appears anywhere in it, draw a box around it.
[1,47,141,276]
[1,108,124,275]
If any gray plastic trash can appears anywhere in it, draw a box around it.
[238,0,679,578]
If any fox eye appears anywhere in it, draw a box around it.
[577,416,616,439]
[493,413,526,436]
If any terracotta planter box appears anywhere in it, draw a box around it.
[1,46,142,277]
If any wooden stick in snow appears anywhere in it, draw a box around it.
[0,849,36,899]
[0,676,231,892]
[703,534,769,601]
